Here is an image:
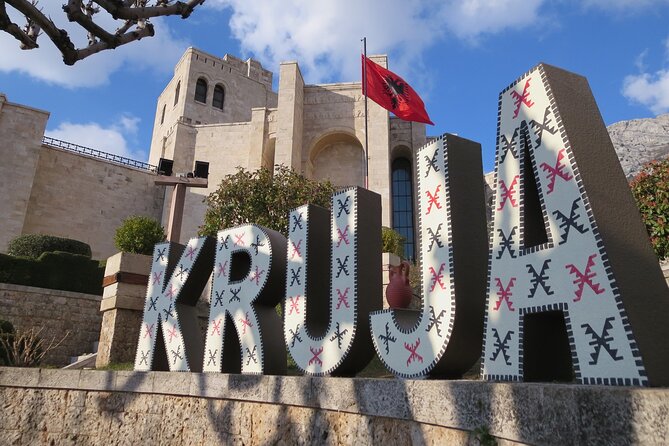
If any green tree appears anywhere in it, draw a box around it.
[114,216,166,255]
[201,166,337,236]
[630,158,669,261]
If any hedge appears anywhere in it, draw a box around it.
[0,251,104,295]
[8,234,92,259]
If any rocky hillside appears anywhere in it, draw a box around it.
[608,113,669,179]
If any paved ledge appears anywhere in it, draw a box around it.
[1,367,668,445]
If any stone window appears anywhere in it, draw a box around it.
[160,104,166,125]
[195,78,208,103]
[391,157,415,260]
[174,80,181,106]
[213,84,225,110]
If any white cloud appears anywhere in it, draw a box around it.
[205,0,546,84]
[45,115,147,161]
[623,36,669,114]
[623,70,669,114]
[0,3,189,88]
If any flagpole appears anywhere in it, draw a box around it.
[362,37,369,190]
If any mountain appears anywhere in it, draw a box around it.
[608,114,669,179]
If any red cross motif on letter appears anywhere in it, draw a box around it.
[429,263,446,292]
[166,284,177,300]
[336,287,350,309]
[308,346,323,366]
[497,176,519,211]
[565,254,606,302]
[540,149,573,194]
[249,266,265,286]
[493,278,517,311]
[511,78,535,119]
[288,296,300,315]
[404,338,423,366]
[144,323,154,339]
[426,185,442,215]
[336,226,350,247]
[152,271,162,285]
[240,312,253,335]
[185,245,197,261]
[234,233,245,247]
[167,326,178,342]
[211,318,222,336]
[217,261,228,278]
[291,240,302,260]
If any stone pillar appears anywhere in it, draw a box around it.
[247,107,269,170]
[95,252,151,368]
[274,61,304,172]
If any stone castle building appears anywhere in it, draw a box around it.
[0,47,427,260]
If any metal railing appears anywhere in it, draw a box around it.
[42,136,157,173]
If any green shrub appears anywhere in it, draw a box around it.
[630,158,669,261]
[114,216,165,255]
[0,251,104,295]
[201,166,337,236]
[382,226,406,258]
[8,234,92,259]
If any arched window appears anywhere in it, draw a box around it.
[391,157,415,260]
[160,104,166,125]
[195,78,208,103]
[213,84,225,110]
[174,80,181,106]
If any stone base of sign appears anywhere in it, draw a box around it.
[1,367,668,445]
[96,252,152,368]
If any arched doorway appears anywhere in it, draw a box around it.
[310,132,365,188]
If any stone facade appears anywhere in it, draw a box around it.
[0,47,427,259]
[0,94,49,253]
[150,48,426,244]
[2,368,669,445]
[0,284,102,366]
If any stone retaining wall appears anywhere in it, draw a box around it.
[1,367,668,445]
[0,284,102,365]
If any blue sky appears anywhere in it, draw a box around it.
[1,0,668,172]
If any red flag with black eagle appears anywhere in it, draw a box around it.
[362,55,434,125]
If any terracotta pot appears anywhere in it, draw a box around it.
[386,260,412,309]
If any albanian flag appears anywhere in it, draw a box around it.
[362,55,434,125]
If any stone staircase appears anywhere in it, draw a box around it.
[62,341,98,370]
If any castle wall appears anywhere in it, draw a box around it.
[149,48,277,168]
[0,95,49,253]
[169,121,259,243]
[22,147,164,260]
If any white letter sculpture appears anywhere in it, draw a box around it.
[135,237,215,371]
[203,225,287,374]
[284,187,382,375]
[482,64,669,386]
[370,134,488,378]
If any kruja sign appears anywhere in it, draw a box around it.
[134,64,669,387]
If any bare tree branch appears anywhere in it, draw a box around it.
[0,0,204,65]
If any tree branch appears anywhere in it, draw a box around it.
[1,0,203,65]
[95,0,205,20]
[0,1,38,49]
